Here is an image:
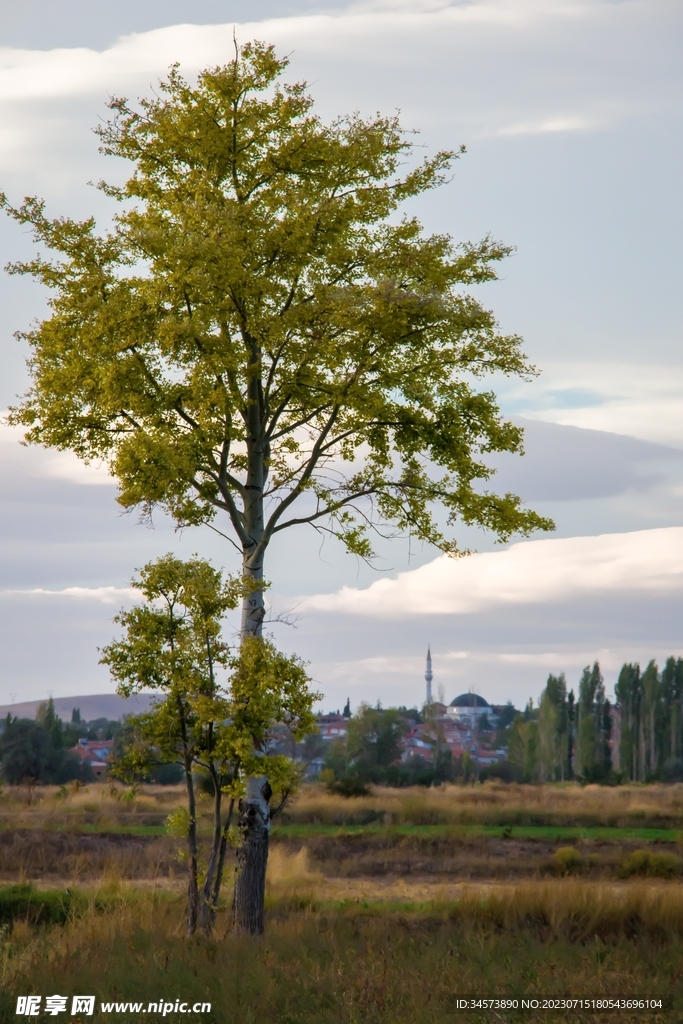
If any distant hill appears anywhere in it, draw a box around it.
[0,693,156,723]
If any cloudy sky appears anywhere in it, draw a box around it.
[0,0,681,713]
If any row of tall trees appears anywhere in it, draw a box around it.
[616,658,683,781]
[509,657,683,783]
[509,664,612,783]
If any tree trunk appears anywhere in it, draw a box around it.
[233,349,272,934]
[241,559,265,636]
[184,758,199,937]
[197,771,223,936]
[206,797,235,933]
[232,776,272,935]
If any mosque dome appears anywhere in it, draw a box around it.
[449,693,489,709]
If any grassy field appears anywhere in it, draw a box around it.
[2,782,683,1021]
[3,781,683,883]
[0,880,680,1023]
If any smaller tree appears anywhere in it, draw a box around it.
[508,703,539,782]
[537,673,568,782]
[345,704,407,784]
[36,698,64,747]
[102,554,319,936]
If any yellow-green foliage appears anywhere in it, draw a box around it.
[550,846,583,875]
[619,849,683,879]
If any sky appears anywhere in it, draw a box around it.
[0,0,681,713]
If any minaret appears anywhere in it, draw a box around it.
[425,646,433,705]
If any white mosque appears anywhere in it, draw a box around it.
[424,647,496,726]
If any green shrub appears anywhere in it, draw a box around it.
[0,884,75,926]
[328,776,371,798]
[551,846,583,875]
[618,849,682,878]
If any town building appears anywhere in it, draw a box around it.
[317,713,348,741]
[70,738,114,779]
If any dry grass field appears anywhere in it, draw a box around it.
[1,782,682,1021]
[283,781,683,828]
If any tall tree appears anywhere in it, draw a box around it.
[508,701,539,782]
[576,662,611,782]
[537,672,568,782]
[615,662,641,781]
[345,704,407,783]
[566,688,575,780]
[640,660,660,778]
[656,656,683,771]
[1,42,553,931]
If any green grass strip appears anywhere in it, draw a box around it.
[78,824,167,836]
[271,823,683,841]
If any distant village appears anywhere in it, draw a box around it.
[8,646,678,787]
[0,647,511,785]
[313,647,510,777]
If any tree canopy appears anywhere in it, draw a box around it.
[2,40,552,640]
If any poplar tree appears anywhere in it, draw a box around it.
[660,657,683,765]
[537,672,568,782]
[576,663,611,782]
[1,42,553,931]
[641,660,660,778]
[615,662,641,781]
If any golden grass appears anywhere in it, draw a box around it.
[0,881,682,1023]
[4,779,683,830]
[285,780,683,827]
[2,782,683,1020]
[265,846,683,916]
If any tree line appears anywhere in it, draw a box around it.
[507,657,683,783]
[0,701,115,786]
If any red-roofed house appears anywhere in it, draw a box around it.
[70,738,114,779]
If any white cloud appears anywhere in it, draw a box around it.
[0,0,598,108]
[42,452,114,486]
[304,526,683,618]
[0,1,656,119]
[507,363,683,448]
[1,586,135,603]
[0,415,115,485]
[499,115,597,136]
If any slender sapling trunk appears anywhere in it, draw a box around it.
[184,754,199,937]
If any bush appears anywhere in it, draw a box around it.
[550,846,584,875]
[660,758,683,783]
[0,884,75,926]
[327,775,371,798]
[148,763,184,785]
[618,849,682,878]
[479,761,522,783]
